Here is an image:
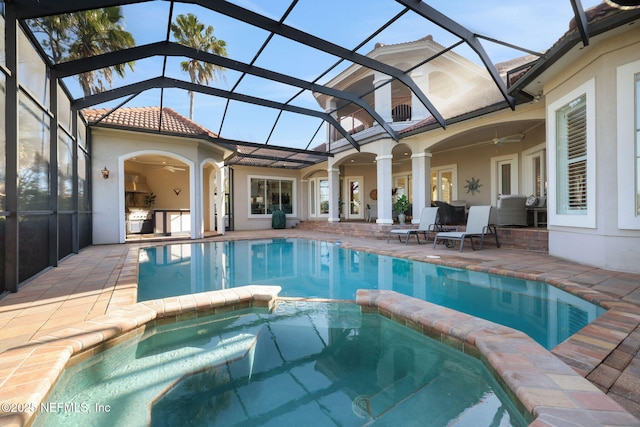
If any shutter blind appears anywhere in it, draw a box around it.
[566,101,587,210]
[534,156,542,196]
[556,94,587,214]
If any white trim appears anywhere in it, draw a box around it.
[547,79,596,228]
[344,176,365,220]
[199,158,223,237]
[490,153,519,203]
[617,60,640,229]
[118,150,195,243]
[430,164,458,202]
[522,143,547,197]
[309,177,329,218]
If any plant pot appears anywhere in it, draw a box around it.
[398,213,406,224]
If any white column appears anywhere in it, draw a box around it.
[373,71,393,123]
[411,151,432,224]
[325,99,337,144]
[328,166,341,222]
[376,154,394,224]
[410,70,429,120]
[217,166,226,235]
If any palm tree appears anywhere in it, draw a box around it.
[171,13,227,119]
[28,14,73,63]
[29,7,135,96]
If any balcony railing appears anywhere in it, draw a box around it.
[392,96,412,122]
[332,108,372,141]
[330,96,413,141]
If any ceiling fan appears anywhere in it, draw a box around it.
[157,165,186,172]
[492,131,524,145]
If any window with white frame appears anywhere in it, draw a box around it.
[547,79,595,228]
[249,176,295,216]
[308,177,329,217]
[522,144,546,198]
[556,95,587,214]
[490,154,519,202]
[635,74,640,216]
[616,60,640,229]
[431,164,457,203]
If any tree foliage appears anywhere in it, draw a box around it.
[171,13,227,119]
[29,7,135,96]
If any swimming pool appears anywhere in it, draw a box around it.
[138,238,605,350]
[33,301,527,427]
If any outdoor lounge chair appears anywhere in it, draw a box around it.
[433,205,499,252]
[387,207,439,245]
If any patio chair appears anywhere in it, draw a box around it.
[433,205,499,252]
[490,194,527,226]
[366,203,377,222]
[387,207,439,245]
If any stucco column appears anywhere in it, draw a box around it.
[325,99,337,143]
[373,71,393,123]
[217,166,227,235]
[376,154,394,224]
[411,151,432,224]
[410,70,429,120]
[328,166,341,222]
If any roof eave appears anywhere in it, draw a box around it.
[508,6,640,98]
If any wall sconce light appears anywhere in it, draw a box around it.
[101,166,110,180]
[173,188,182,196]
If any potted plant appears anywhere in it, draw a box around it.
[394,194,410,224]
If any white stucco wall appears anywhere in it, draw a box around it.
[543,28,640,273]
[232,166,302,231]
[91,128,226,244]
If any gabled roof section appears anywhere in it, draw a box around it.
[82,106,216,137]
[82,106,330,170]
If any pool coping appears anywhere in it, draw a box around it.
[0,283,637,426]
[122,240,640,403]
[1,237,639,426]
[357,289,639,426]
[0,285,281,427]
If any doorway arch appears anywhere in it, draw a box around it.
[120,150,195,243]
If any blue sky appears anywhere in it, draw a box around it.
[53,0,603,150]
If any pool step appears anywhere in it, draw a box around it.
[366,372,492,425]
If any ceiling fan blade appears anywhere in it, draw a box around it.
[494,134,524,144]
[159,165,186,172]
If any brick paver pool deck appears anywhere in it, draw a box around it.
[0,229,639,426]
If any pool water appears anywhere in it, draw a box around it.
[138,238,604,350]
[34,302,527,427]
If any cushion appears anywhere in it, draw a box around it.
[525,195,539,207]
[537,196,546,208]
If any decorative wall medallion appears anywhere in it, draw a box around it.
[464,177,482,195]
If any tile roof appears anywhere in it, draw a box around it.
[82,107,218,138]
